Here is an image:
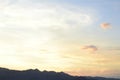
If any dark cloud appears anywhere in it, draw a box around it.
[81,45,98,52]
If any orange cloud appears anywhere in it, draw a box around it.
[81,45,98,52]
[100,23,111,29]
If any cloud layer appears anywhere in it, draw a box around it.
[0,0,93,30]
[0,0,95,69]
[0,0,95,56]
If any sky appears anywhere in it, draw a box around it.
[0,0,120,78]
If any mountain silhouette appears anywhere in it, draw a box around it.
[0,67,119,80]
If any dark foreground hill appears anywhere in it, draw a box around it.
[0,67,119,80]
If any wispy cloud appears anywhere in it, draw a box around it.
[0,0,95,55]
[0,0,94,30]
[81,45,98,52]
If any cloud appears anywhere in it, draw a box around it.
[0,0,94,30]
[0,0,95,55]
[100,23,111,29]
[81,45,98,52]
[0,0,96,68]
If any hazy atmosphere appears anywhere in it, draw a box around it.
[0,0,120,78]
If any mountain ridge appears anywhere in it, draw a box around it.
[0,67,119,80]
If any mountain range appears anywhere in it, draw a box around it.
[0,67,119,80]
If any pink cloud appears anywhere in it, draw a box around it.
[100,23,111,29]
